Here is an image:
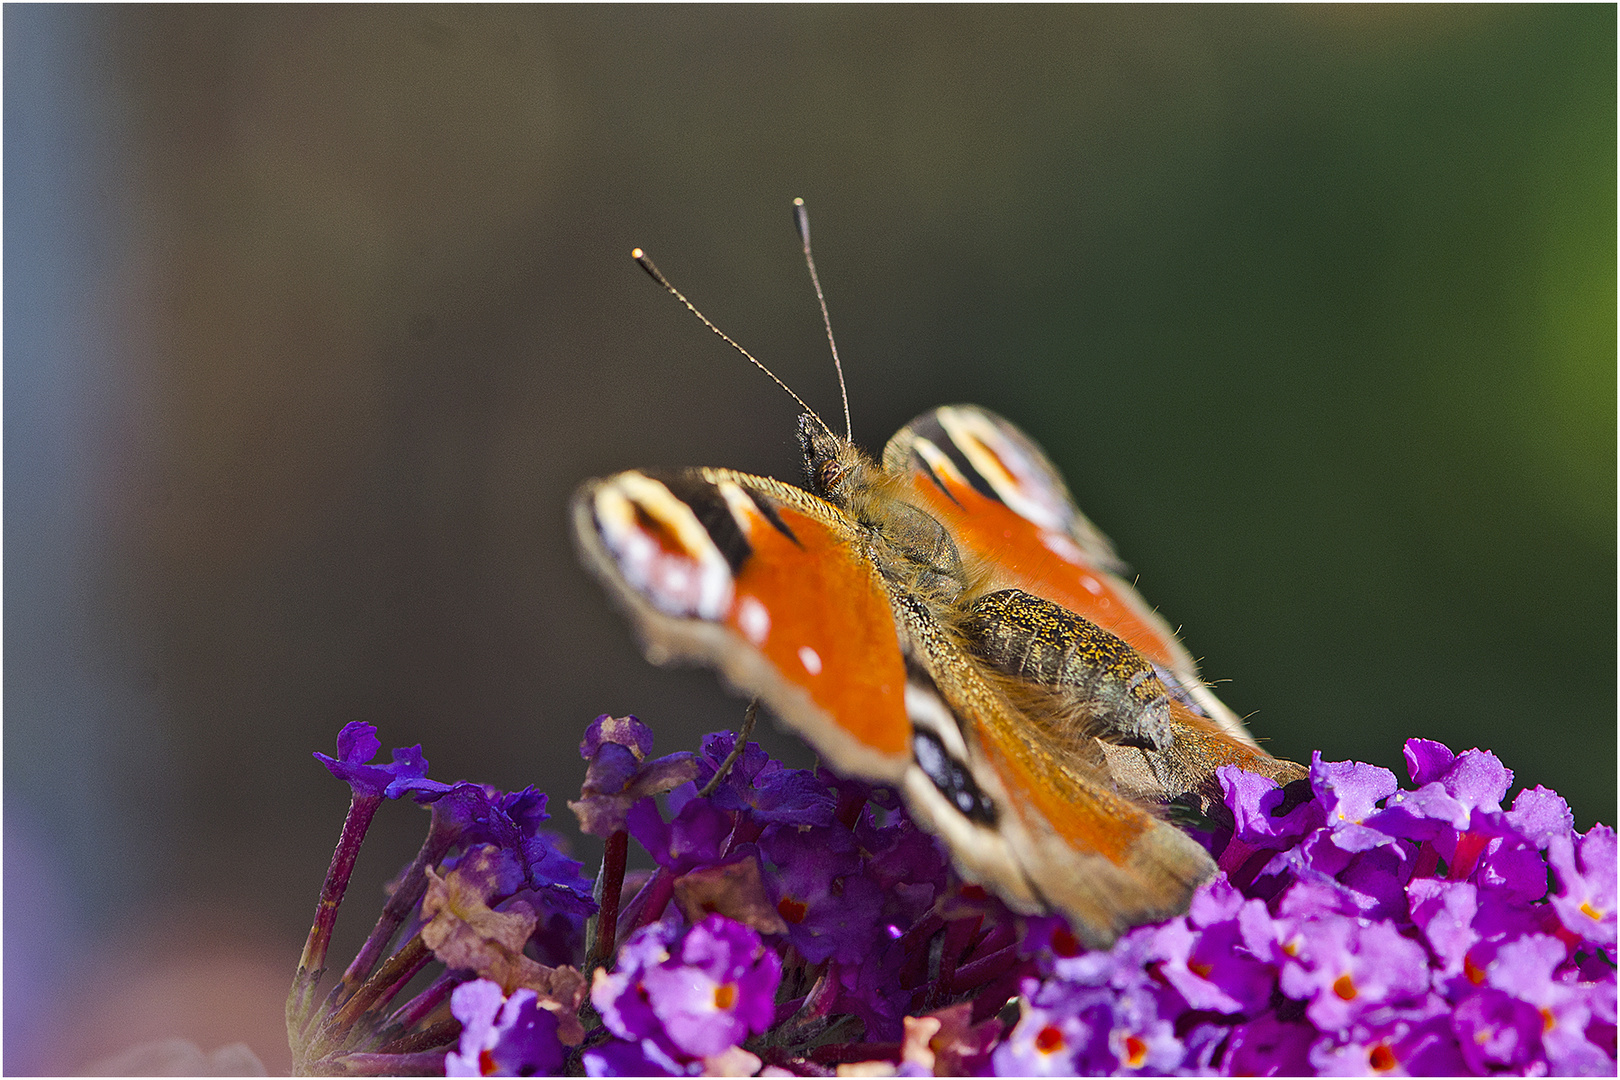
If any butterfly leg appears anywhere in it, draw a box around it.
[698,699,760,799]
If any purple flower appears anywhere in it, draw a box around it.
[1308,1010,1468,1076]
[1275,914,1431,1030]
[592,916,781,1065]
[861,814,952,931]
[592,920,680,1045]
[625,795,732,875]
[991,979,1117,1075]
[761,821,881,966]
[581,1036,688,1077]
[1406,877,1480,981]
[696,731,837,828]
[1150,907,1274,1014]
[993,976,1181,1075]
[1505,786,1576,850]
[427,783,596,915]
[298,714,1617,1078]
[1221,765,1323,849]
[1484,932,1615,1074]
[640,914,781,1058]
[1222,1014,1316,1076]
[313,721,452,800]
[569,715,700,839]
[581,714,657,760]
[1548,824,1617,949]
[1313,755,1399,827]
[444,979,566,1077]
[1453,988,1545,1073]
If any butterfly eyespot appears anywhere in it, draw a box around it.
[591,477,736,621]
[911,728,996,826]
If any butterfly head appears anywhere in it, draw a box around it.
[797,412,876,508]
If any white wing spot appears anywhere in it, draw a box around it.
[1040,530,1087,566]
[798,646,823,676]
[736,596,771,645]
[1080,574,1104,596]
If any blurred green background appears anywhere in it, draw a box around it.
[7,6,1613,1072]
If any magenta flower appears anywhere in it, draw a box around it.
[1549,824,1617,949]
[588,915,780,1071]
[1275,915,1431,1030]
[291,717,1615,1076]
[444,980,566,1077]
[640,914,781,1057]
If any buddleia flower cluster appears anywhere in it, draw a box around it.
[288,715,1615,1076]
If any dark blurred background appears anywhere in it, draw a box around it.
[6,6,1613,1072]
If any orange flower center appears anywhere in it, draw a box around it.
[714,982,738,1011]
[1368,1043,1397,1071]
[1333,974,1358,1001]
[1035,1025,1065,1054]
[1124,1035,1148,1068]
[777,897,808,924]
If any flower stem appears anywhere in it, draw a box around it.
[586,829,629,972]
[333,808,457,999]
[288,790,382,1040]
[698,700,759,798]
[326,934,432,1038]
[375,1018,462,1056]
[385,970,466,1034]
[614,866,674,948]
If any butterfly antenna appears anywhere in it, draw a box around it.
[632,248,833,437]
[792,198,852,439]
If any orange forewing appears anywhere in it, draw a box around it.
[720,490,911,759]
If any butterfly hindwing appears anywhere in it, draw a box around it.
[573,467,913,782]
[883,405,1258,748]
[889,590,1217,946]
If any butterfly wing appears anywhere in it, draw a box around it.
[573,467,913,781]
[891,590,1218,946]
[882,404,1257,747]
[575,464,1218,946]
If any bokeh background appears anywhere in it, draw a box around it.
[7,6,1613,1073]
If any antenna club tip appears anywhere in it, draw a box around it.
[630,247,645,259]
[793,197,805,207]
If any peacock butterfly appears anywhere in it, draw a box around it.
[573,204,1304,948]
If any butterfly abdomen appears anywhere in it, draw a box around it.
[960,588,1175,753]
